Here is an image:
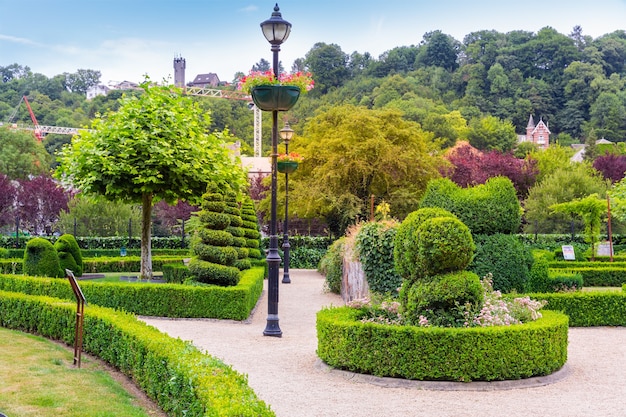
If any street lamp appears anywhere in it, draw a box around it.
[261,3,291,337]
[280,122,294,284]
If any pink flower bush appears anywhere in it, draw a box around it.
[238,70,315,94]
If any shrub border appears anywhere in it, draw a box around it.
[0,290,274,416]
[531,290,626,326]
[0,266,266,320]
[316,307,568,382]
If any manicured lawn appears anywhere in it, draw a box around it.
[0,327,165,417]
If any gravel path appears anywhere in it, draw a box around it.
[142,269,626,417]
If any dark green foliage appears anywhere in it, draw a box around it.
[403,271,483,327]
[239,197,262,260]
[469,234,533,293]
[548,271,583,291]
[393,207,457,281]
[316,307,568,381]
[234,259,252,271]
[527,252,551,293]
[23,237,63,278]
[198,211,231,230]
[355,222,402,295]
[552,267,626,287]
[288,247,325,269]
[201,200,226,213]
[191,243,237,266]
[420,177,521,235]
[248,248,262,259]
[189,258,240,286]
[417,217,475,277]
[236,247,249,259]
[226,226,245,237]
[232,236,248,248]
[197,229,234,247]
[246,238,260,249]
[318,237,345,294]
[54,234,83,276]
[162,263,191,284]
[0,266,265,320]
[0,289,274,416]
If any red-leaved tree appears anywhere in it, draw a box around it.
[15,176,71,235]
[593,154,626,183]
[444,142,538,198]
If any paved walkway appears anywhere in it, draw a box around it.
[142,269,626,417]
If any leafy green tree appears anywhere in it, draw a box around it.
[63,69,101,94]
[467,115,517,152]
[0,127,51,179]
[304,42,349,94]
[57,194,142,237]
[415,30,460,72]
[56,82,245,278]
[523,163,609,234]
[527,144,575,183]
[550,194,607,259]
[288,105,442,235]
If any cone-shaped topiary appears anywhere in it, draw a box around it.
[24,237,64,278]
[223,189,251,270]
[54,234,83,276]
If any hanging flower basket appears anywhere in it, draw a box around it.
[251,85,301,111]
[277,160,299,174]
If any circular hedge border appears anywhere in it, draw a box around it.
[316,307,568,382]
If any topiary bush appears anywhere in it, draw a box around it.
[355,221,402,296]
[318,237,345,294]
[416,217,475,278]
[419,176,522,235]
[393,207,457,282]
[469,233,533,293]
[54,234,83,277]
[402,270,483,327]
[23,237,63,278]
[188,258,241,287]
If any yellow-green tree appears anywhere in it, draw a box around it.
[277,104,442,236]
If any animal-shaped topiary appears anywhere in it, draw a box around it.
[396,208,482,327]
[54,234,83,276]
[24,237,64,278]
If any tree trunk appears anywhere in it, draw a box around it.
[140,193,153,279]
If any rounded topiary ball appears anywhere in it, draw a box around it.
[416,216,475,277]
[402,270,483,327]
[394,207,457,281]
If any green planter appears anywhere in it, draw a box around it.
[251,85,301,111]
[277,160,299,174]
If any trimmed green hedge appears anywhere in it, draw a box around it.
[531,290,626,326]
[548,267,626,287]
[0,266,266,320]
[0,290,274,416]
[317,307,568,382]
[0,256,188,275]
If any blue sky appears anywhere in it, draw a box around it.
[1,0,626,86]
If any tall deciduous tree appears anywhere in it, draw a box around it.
[56,82,245,278]
[0,127,51,179]
[15,175,70,235]
[281,105,442,236]
[467,115,517,152]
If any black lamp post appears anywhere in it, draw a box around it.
[280,122,294,284]
[261,3,291,337]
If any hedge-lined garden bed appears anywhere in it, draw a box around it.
[532,290,626,326]
[317,307,568,382]
[0,290,274,417]
[0,266,265,320]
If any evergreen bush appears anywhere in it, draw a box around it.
[23,237,63,278]
[416,217,475,277]
[470,234,533,293]
[318,237,345,294]
[420,177,522,235]
[54,234,83,276]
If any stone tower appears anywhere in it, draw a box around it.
[173,56,186,88]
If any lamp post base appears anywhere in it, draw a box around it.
[263,314,282,337]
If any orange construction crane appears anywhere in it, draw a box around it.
[23,96,43,141]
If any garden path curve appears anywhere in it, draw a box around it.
[142,269,626,417]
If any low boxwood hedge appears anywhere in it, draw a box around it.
[0,266,265,320]
[0,290,274,416]
[0,256,188,275]
[550,267,626,287]
[316,307,568,382]
[530,290,626,326]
